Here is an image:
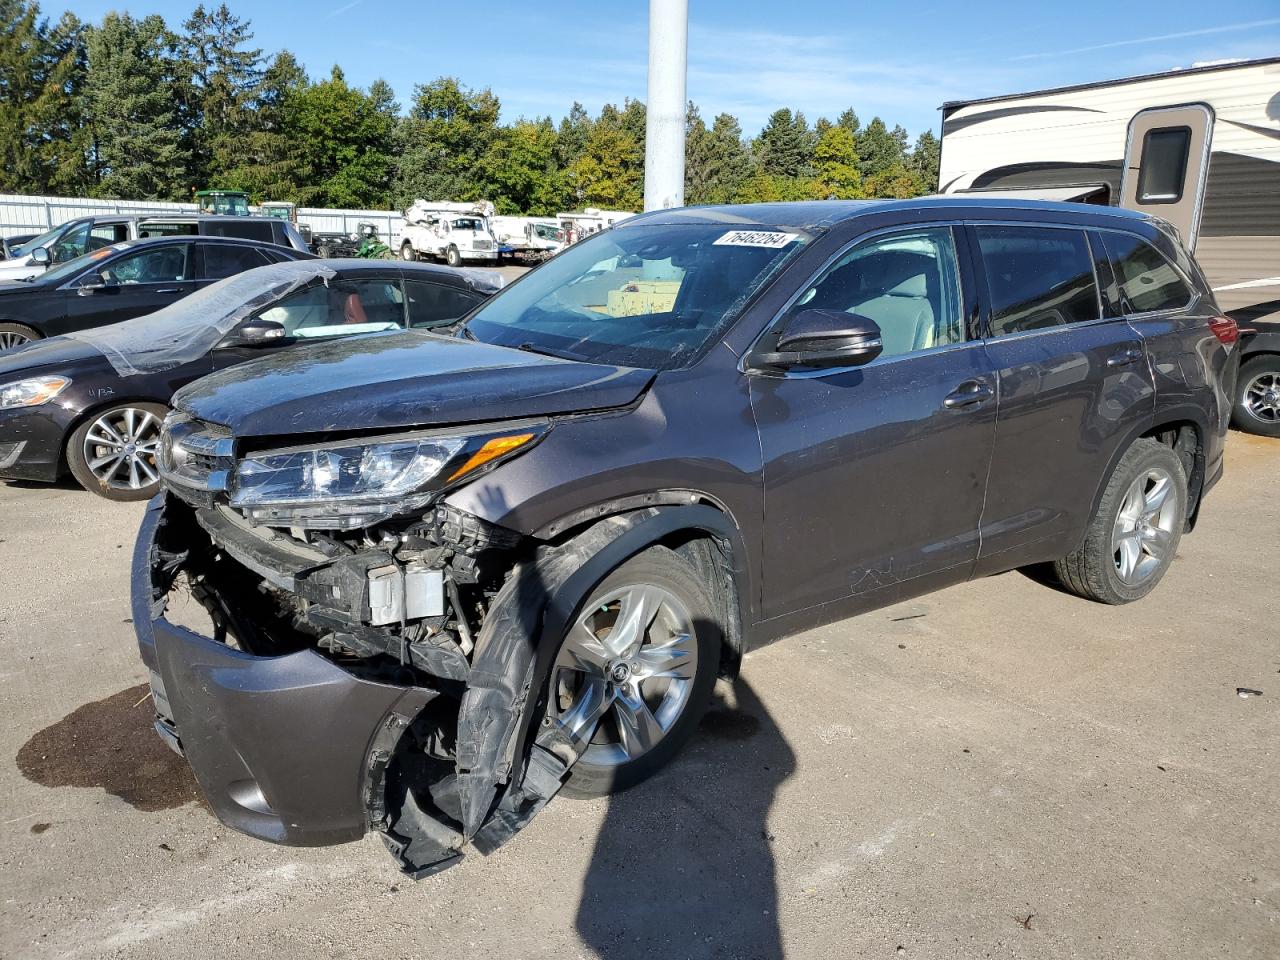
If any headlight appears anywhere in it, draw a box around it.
[229,427,543,529]
[0,375,71,409]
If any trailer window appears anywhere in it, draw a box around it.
[1136,127,1190,204]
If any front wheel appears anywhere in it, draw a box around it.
[66,402,167,501]
[549,546,720,798]
[1232,355,1280,437]
[0,322,40,352]
[445,245,463,268]
[400,241,417,262]
[1053,438,1187,604]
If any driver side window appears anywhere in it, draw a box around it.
[99,245,190,284]
[258,279,406,338]
[787,227,964,358]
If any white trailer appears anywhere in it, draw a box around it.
[556,208,636,245]
[398,200,499,267]
[938,56,1280,325]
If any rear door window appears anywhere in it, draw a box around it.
[1100,232,1195,314]
[89,223,130,252]
[975,225,1099,336]
[405,280,481,328]
[202,243,269,280]
[205,220,275,244]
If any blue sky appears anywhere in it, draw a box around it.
[44,0,1280,137]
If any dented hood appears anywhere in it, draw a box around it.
[173,329,654,437]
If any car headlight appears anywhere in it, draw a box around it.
[229,426,544,529]
[0,375,71,410]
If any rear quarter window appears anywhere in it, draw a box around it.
[205,221,275,244]
[1100,232,1195,314]
[975,225,1100,336]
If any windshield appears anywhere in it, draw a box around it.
[34,244,124,285]
[532,223,561,241]
[9,224,66,260]
[452,218,484,232]
[201,195,251,216]
[464,222,808,369]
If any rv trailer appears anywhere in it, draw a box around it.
[938,56,1280,328]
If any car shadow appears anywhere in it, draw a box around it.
[575,676,795,960]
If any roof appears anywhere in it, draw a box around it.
[624,196,1153,232]
[941,55,1280,113]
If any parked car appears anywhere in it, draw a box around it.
[1,233,39,259]
[132,198,1236,878]
[0,259,499,500]
[138,215,310,253]
[0,235,311,352]
[0,215,141,282]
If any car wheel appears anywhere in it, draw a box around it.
[1053,438,1187,604]
[446,245,462,268]
[1232,355,1280,437]
[0,322,41,352]
[549,546,720,798]
[66,401,167,502]
[400,241,417,262]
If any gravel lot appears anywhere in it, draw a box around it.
[1,432,1276,960]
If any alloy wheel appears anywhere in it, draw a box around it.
[0,330,32,351]
[82,407,162,491]
[1243,371,1280,424]
[1111,467,1178,585]
[550,583,698,767]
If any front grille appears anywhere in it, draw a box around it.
[158,414,235,504]
[473,240,492,250]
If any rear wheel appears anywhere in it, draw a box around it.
[66,401,167,501]
[1053,438,1187,604]
[1232,355,1280,437]
[0,322,40,352]
[550,547,720,798]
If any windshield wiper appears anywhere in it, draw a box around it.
[515,341,582,362]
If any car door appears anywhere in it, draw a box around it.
[196,241,274,288]
[970,222,1156,575]
[209,274,409,374]
[55,242,199,336]
[751,223,998,620]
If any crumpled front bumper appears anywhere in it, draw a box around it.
[130,497,457,865]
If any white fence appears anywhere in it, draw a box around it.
[0,193,405,246]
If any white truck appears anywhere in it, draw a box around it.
[490,216,564,262]
[398,200,499,267]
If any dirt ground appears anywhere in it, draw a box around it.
[1,432,1276,959]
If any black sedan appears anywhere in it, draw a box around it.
[0,260,500,500]
[0,235,311,351]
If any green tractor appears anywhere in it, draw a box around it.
[194,189,251,216]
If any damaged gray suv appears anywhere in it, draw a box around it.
[133,198,1237,876]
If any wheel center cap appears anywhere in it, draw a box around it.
[609,662,632,683]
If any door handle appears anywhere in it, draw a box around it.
[155,287,181,294]
[1107,347,1143,367]
[943,380,995,409]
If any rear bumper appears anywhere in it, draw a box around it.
[130,498,446,850]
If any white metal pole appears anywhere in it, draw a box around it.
[644,0,688,212]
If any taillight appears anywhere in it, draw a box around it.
[1208,315,1239,345]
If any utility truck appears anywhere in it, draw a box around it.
[490,216,564,262]
[557,208,636,245]
[399,200,499,267]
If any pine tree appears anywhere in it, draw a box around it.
[909,130,941,192]
[223,49,309,200]
[753,109,814,179]
[687,108,750,205]
[181,3,263,186]
[83,12,190,199]
[555,102,592,174]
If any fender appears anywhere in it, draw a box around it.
[456,504,748,850]
[1240,330,1280,360]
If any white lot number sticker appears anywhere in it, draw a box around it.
[713,230,800,249]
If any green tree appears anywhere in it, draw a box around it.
[286,65,395,208]
[568,122,642,210]
[478,118,565,215]
[555,101,592,171]
[0,1,90,194]
[83,12,190,199]
[909,129,941,192]
[753,108,814,179]
[836,107,860,136]
[222,49,309,200]
[856,116,909,178]
[391,76,500,206]
[813,124,863,199]
[686,108,750,205]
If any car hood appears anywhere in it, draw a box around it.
[0,335,99,379]
[0,259,39,283]
[173,330,654,437]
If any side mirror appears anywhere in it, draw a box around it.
[76,274,109,295]
[29,246,50,267]
[227,318,289,348]
[761,309,883,369]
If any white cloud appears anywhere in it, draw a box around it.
[1010,18,1280,61]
